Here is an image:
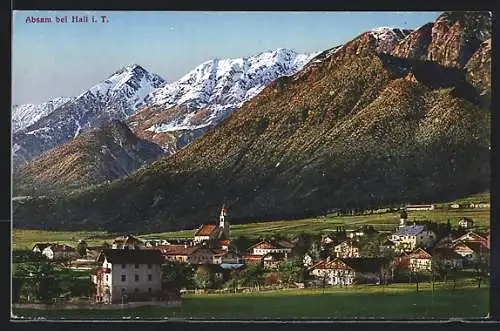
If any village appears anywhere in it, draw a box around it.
[12,204,491,308]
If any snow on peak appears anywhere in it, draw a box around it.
[138,48,316,134]
[367,26,413,53]
[12,96,74,132]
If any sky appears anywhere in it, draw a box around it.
[12,11,441,105]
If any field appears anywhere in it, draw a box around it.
[140,207,490,240]
[12,204,490,249]
[12,281,489,320]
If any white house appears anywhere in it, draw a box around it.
[249,240,294,256]
[333,240,360,258]
[41,244,79,260]
[458,218,474,229]
[309,258,390,286]
[92,249,164,303]
[32,243,53,254]
[409,248,432,272]
[449,203,460,209]
[391,225,436,252]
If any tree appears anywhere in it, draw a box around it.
[194,266,213,290]
[232,236,254,254]
[278,257,305,287]
[240,263,265,290]
[77,240,88,257]
[358,234,383,257]
[14,261,62,303]
[101,242,111,249]
[473,249,490,289]
[162,261,195,290]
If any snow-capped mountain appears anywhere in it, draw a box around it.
[12,64,165,167]
[129,48,317,150]
[12,97,74,133]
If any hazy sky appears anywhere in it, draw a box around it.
[12,11,441,105]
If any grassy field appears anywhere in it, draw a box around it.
[12,281,489,320]
[12,229,114,250]
[138,208,490,240]
[12,207,490,248]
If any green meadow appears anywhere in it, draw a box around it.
[12,281,489,320]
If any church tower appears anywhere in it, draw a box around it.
[399,209,408,228]
[219,205,230,239]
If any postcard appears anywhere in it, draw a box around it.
[11,10,491,321]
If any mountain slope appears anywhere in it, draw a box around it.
[13,120,164,194]
[13,13,490,232]
[12,97,74,133]
[12,64,165,167]
[128,48,317,153]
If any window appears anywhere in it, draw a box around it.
[135,274,139,282]
[134,263,139,268]
[148,274,152,281]
[148,263,152,269]
[148,288,152,293]
[106,275,109,282]
[122,264,126,269]
[121,275,126,282]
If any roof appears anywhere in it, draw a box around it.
[381,239,396,246]
[242,254,264,261]
[409,248,432,259]
[46,244,76,252]
[220,263,245,270]
[335,240,360,248]
[310,258,388,273]
[157,245,199,256]
[465,242,489,254]
[454,231,487,243]
[219,239,232,246]
[250,240,294,250]
[195,224,219,236]
[32,243,53,250]
[97,249,164,264]
[394,225,426,236]
[406,204,434,208]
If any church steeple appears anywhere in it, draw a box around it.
[219,204,229,239]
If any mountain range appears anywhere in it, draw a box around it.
[12,12,491,233]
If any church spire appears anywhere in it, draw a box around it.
[219,204,229,239]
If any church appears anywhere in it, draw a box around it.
[193,205,230,246]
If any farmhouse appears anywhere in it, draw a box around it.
[42,244,79,260]
[32,243,53,254]
[194,206,230,245]
[391,224,436,252]
[453,242,489,265]
[333,240,360,258]
[249,240,294,256]
[92,249,164,304]
[408,248,432,272]
[309,258,390,286]
[458,218,474,229]
[405,204,435,211]
[112,235,145,250]
[452,231,488,247]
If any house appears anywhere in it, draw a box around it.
[432,247,463,269]
[321,235,335,245]
[189,247,221,265]
[346,225,377,239]
[241,254,265,265]
[452,231,488,247]
[86,246,105,259]
[32,243,53,254]
[156,244,199,263]
[112,235,145,250]
[391,224,436,252]
[194,206,230,245]
[392,252,410,270]
[249,240,294,256]
[92,249,164,304]
[309,257,390,286]
[449,203,460,209]
[406,204,435,211]
[453,242,489,266]
[213,250,243,265]
[263,252,289,270]
[69,258,97,271]
[408,248,432,272]
[458,218,474,229]
[333,240,360,258]
[42,244,79,260]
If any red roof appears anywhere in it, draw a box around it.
[195,224,219,236]
[154,245,199,256]
[409,248,432,259]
